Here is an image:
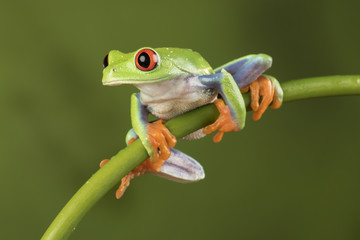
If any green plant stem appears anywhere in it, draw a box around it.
[41,75,360,240]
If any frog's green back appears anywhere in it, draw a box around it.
[155,48,214,75]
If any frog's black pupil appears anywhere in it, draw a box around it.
[138,52,150,68]
[103,54,109,68]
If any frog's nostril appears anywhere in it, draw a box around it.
[112,68,117,72]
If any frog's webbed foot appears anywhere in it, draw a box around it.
[100,138,204,199]
[115,157,160,199]
[100,157,160,199]
[241,75,282,121]
[99,136,172,199]
[203,99,239,143]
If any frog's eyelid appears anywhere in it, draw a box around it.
[103,54,109,68]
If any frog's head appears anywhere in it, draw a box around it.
[102,47,213,86]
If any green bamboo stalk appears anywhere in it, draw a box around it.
[41,75,360,240]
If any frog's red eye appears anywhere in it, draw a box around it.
[135,49,158,71]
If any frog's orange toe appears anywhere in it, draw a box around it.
[116,174,131,199]
[213,131,224,143]
[271,89,283,110]
[147,120,177,163]
[127,137,136,146]
[203,99,239,143]
[115,157,166,199]
[99,158,132,199]
[241,76,279,121]
[99,159,110,168]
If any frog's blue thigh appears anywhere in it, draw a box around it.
[214,54,272,89]
[125,128,205,183]
[153,148,205,183]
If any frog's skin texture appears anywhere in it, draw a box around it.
[101,47,283,198]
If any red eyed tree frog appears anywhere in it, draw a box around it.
[100,47,283,198]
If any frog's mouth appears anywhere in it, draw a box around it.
[102,75,176,86]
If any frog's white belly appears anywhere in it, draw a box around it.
[135,75,217,120]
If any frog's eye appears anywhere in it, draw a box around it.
[135,49,158,71]
[103,54,109,68]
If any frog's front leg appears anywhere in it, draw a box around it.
[131,93,177,163]
[214,54,272,89]
[200,69,246,142]
[100,93,177,199]
[102,93,177,197]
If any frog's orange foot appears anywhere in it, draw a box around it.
[112,136,170,199]
[115,157,165,199]
[241,76,282,121]
[147,120,177,164]
[203,99,239,143]
[98,158,130,199]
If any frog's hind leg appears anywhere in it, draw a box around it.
[214,54,272,89]
[215,54,283,120]
[131,93,177,164]
[101,133,204,199]
[150,148,205,183]
[114,147,204,198]
[199,70,246,142]
[240,75,283,120]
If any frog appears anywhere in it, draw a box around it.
[100,47,283,198]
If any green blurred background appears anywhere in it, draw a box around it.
[1,0,360,239]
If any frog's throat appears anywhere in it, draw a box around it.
[102,75,175,86]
